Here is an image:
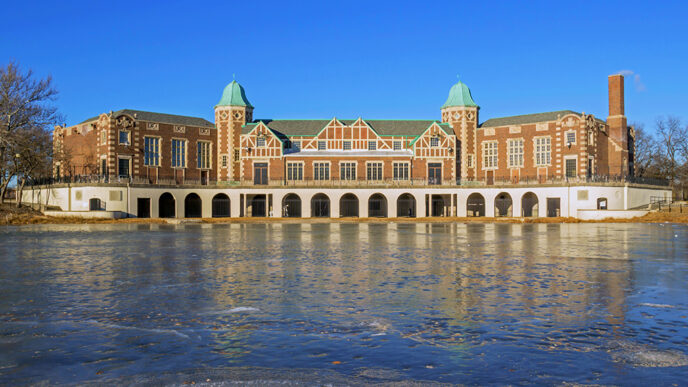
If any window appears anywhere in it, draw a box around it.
[313,162,329,180]
[340,162,356,180]
[101,130,107,145]
[367,162,383,180]
[393,162,409,180]
[286,162,303,181]
[293,141,301,150]
[566,131,576,145]
[318,140,326,150]
[256,136,266,147]
[118,157,130,177]
[368,141,377,151]
[508,139,524,168]
[430,137,439,147]
[284,140,291,149]
[482,141,498,169]
[221,155,228,168]
[234,149,240,161]
[565,158,577,178]
[343,141,352,150]
[467,154,474,168]
[143,137,160,166]
[119,130,130,145]
[197,141,211,169]
[393,141,402,150]
[535,137,551,166]
[171,139,186,168]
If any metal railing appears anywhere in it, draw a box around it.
[27,173,670,188]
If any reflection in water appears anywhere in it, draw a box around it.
[0,223,687,385]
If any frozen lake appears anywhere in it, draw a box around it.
[1,223,687,385]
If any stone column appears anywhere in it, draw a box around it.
[416,193,426,218]
[330,193,340,218]
[302,193,312,218]
[359,193,369,218]
[388,194,397,218]
[230,192,241,218]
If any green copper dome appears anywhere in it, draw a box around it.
[216,80,253,108]
[441,80,478,109]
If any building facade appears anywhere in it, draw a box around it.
[54,74,633,188]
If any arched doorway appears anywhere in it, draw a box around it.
[159,192,176,218]
[340,193,359,217]
[368,193,388,217]
[250,194,267,217]
[494,192,513,217]
[184,193,202,218]
[467,193,485,217]
[282,193,302,217]
[212,193,230,217]
[311,193,330,217]
[522,192,539,217]
[397,193,416,217]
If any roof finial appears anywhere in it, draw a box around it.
[232,73,236,81]
[456,74,460,81]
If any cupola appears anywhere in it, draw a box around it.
[442,80,478,109]
[216,80,253,108]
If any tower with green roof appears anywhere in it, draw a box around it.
[441,79,479,181]
[215,80,254,182]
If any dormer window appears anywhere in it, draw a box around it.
[430,136,440,147]
[318,141,326,150]
[368,141,376,151]
[257,136,266,147]
[393,141,402,150]
[343,140,352,150]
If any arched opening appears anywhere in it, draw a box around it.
[397,193,416,217]
[212,193,230,218]
[494,192,513,217]
[597,197,608,210]
[368,193,387,217]
[467,193,485,217]
[184,193,202,218]
[282,193,302,218]
[250,194,267,217]
[340,193,359,217]
[521,192,539,217]
[159,192,176,218]
[311,193,330,217]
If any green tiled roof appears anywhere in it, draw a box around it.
[442,81,478,108]
[243,119,452,137]
[216,80,253,108]
[78,109,215,128]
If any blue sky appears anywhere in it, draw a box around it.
[1,1,686,132]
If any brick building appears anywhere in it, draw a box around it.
[53,74,632,188]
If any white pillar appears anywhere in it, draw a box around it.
[176,193,183,218]
[330,193,340,218]
[457,192,467,217]
[273,193,283,218]
[485,193,496,217]
[302,193,312,218]
[201,193,212,218]
[359,193,368,218]
[416,192,426,218]
[230,192,241,218]
[388,194,397,218]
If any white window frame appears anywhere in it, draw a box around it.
[366,161,384,181]
[430,137,440,147]
[317,140,326,150]
[467,154,474,168]
[143,136,161,167]
[221,154,228,168]
[117,155,132,177]
[393,161,410,180]
[368,140,377,151]
[534,136,552,166]
[197,140,212,170]
[564,156,578,178]
[393,140,402,150]
[118,130,130,146]
[565,130,577,146]
[313,161,330,181]
[482,141,498,170]
[256,136,266,148]
[171,138,187,168]
[343,140,352,151]
[507,138,524,168]
[339,161,357,180]
[286,161,304,181]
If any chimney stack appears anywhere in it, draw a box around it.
[608,74,624,117]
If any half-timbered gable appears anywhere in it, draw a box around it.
[411,122,456,159]
[240,121,283,160]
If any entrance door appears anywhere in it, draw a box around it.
[101,159,107,176]
[137,198,151,218]
[486,170,494,185]
[254,163,268,185]
[201,170,208,185]
[428,163,442,185]
[547,198,561,217]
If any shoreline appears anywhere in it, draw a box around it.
[2,211,688,226]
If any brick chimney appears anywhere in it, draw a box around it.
[607,74,627,145]
[607,74,629,176]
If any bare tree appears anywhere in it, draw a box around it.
[631,123,660,178]
[655,116,686,183]
[14,127,52,207]
[0,62,61,203]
